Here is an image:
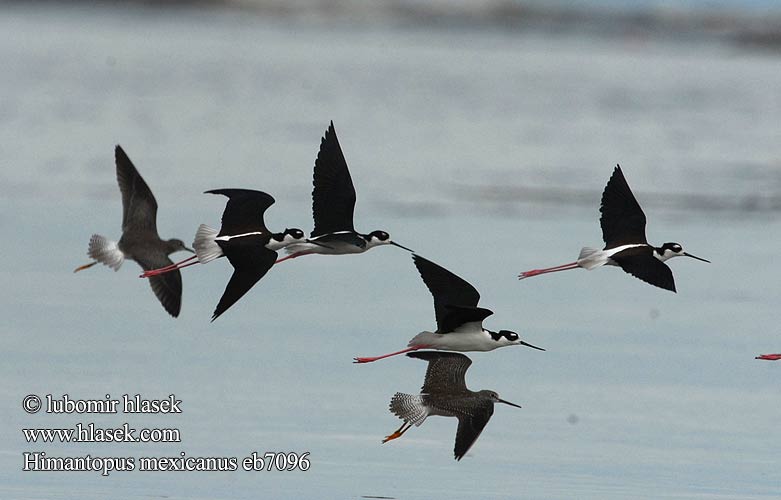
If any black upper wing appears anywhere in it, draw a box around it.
[600,165,647,248]
[413,255,491,333]
[311,122,356,236]
[116,145,158,235]
[211,244,277,321]
[205,189,275,237]
[453,401,494,461]
[611,247,676,292]
[408,351,472,395]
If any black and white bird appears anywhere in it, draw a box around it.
[354,255,544,363]
[74,145,193,317]
[518,165,709,292]
[276,122,412,264]
[145,189,316,321]
[383,351,522,461]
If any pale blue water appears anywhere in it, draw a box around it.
[2,3,780,500]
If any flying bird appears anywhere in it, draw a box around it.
[354,254,544,363]
[518,165,709,292]
[149,188,316,321]
[383,351,522,461]
[276,122,412,264]
[74,145,192,317]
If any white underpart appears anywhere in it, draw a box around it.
[193,224,223,264]
[285,232,368,255]
[407,328,506,352]
[657,249,677,262]
[577,244,646,270]
[87,234,124,271]
[266,233,304,251]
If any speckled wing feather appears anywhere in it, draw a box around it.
[600,165,647,248]
[115,145,158,235]
[311,122,356,236]
[205,189,275,237]
[407,351,472,394]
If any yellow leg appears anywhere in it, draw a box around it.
[382,421,412,444]
[73,261,98,273]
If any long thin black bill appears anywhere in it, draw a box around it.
[683,252,710,263]
[391,241,414,252]
[521,340,546,351]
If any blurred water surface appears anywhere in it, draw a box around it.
[1,3,780,500]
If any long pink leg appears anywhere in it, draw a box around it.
[139,255,198,278]
[353,344,432,364]
[275,251,313,264]
[518,261,579,279]
[756,353,781,361]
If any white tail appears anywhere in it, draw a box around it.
[389,393,428,427]
[577,247,606,270]
[87,234,124,271]
[193,224,222,264]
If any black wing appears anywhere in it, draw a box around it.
[600,165,647,248]
[135,252,183,317]
[211,244,277,321]
[611,247,676,292]
[453,401,494,461]
[408,351,472,395]
[116,145,158,235]
[311,122,356,236]
[413,255,491,333]
[205,189,275,237]
[440,305,494,334]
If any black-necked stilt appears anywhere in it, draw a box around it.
[756,353,781,360]
[383,351,522,461]
[74,145,193,317]
[354,254,544,363]
[144,188,317,321]
[276,122,412,264]
[518,165,709,292]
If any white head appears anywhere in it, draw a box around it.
[364,230,413,252]
[486,329,546,351]
[655,242,710,263]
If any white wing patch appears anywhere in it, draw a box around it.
[87,234,124,271]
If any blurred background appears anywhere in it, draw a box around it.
[2,1,780,499]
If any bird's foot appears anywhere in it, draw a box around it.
[756,353,781,360]
[73,262,98,273]
[382,431,403,444]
